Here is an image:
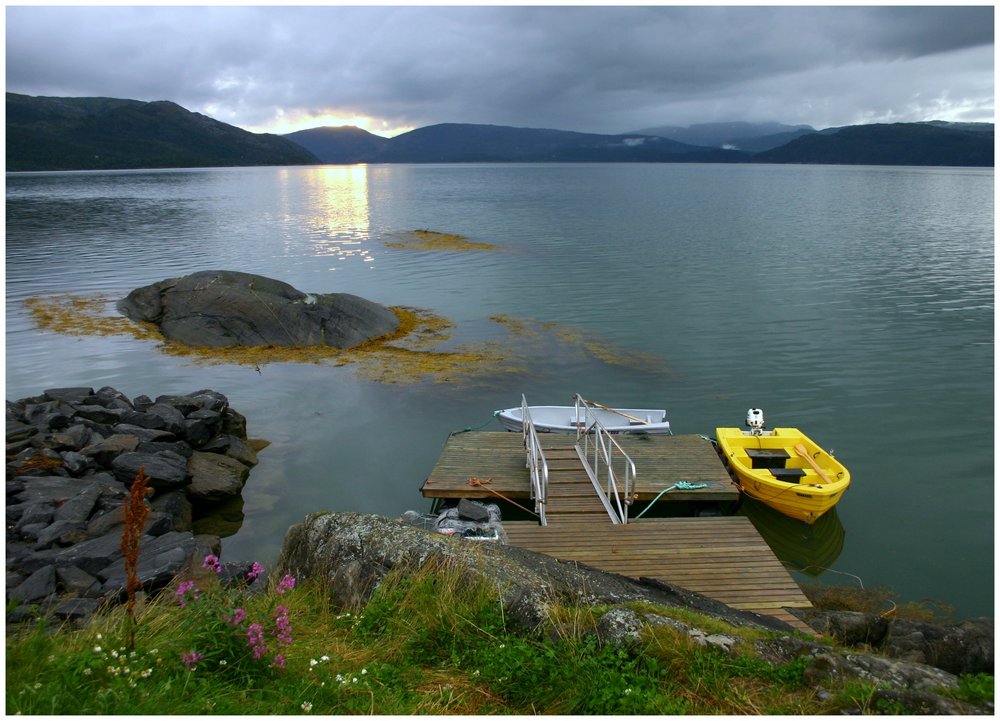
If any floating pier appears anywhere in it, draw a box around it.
[420,431,814,634]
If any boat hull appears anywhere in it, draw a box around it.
[716,427,850,524]
[498,405,671,434]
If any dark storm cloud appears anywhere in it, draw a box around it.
[5,6,994,135]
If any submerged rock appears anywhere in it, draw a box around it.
[117,270,399,349]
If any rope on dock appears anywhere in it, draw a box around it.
[633,481,709,519]
[466,476,539,518]
[450,410,501,436]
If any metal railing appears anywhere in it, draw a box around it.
[573,395,636,524]
[521,394,549,526]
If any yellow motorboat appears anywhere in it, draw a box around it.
[716,409,850,524]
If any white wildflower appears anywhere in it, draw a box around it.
[320,655,330,662]
[301,702,313,713]
[310,659,319,667]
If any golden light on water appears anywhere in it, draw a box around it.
[302,166,373,267]
[272,165,376,269]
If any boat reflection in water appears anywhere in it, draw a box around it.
[739,497,845,577]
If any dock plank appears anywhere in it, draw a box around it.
[503,516,813,632]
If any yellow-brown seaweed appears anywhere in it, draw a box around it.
[22,294,519,385]
[23,294,665,385]
[385,229,498,252]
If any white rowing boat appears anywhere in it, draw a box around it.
[496,401,671,434]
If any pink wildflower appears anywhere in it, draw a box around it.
[176,580,200,607]
[247,562,265,582]
[276,574,296,595]
[225,607,247,627]
[273,605,293,647]
[271,653,286,669]
[201,554,222,574]
[247,623,268,660]
[181,650,204,670]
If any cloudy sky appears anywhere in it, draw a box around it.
[5,5,995,137]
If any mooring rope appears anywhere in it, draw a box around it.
[450,410,501,436]
[633,481,709,519]
[466,476,539,518]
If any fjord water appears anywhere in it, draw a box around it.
[6,163,994,618]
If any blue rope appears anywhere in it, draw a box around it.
[633,481,709,519]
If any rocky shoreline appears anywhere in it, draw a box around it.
[6,386,262,624]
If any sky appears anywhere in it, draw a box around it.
[5,5,995,138]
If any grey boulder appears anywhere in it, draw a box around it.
[117,270,399,349]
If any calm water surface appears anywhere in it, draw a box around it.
[6,163,994,617]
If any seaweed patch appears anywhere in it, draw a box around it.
[385,229,498,252]
[23,294,666,385]
[490,314,670,375]
[24,295,161,340]
[22,293,521,385]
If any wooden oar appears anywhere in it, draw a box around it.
[794,443,832,484]
[579,398,651,425]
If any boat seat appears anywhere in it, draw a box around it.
[746,448,790,469]
[769,467,806,483]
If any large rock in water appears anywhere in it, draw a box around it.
[117,270,399,349]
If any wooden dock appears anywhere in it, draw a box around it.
[503,516,813,633]
[421,431,737,504]
[420,431,813,634]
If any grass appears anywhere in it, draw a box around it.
[13,554,981,716]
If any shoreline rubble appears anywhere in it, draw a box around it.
[6,385,262,625]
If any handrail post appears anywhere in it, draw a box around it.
[521,394,548,526]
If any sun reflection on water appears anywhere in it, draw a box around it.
[293,166,373,268]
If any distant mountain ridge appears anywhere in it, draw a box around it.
[283,125,389,165]
[6,92,318,171]
[286,123,747,164]
[752,123,994,166]
[630,121,816,151]
[6,92,993,170]
[287,120,992,167]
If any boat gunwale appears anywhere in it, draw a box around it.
[498,404,671,434]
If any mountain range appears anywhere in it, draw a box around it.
[6,92,317,171]
[6,92,994,171]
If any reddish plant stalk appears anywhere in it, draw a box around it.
[121,466,152,646]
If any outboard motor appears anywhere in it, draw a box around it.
[745,408,765,435]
